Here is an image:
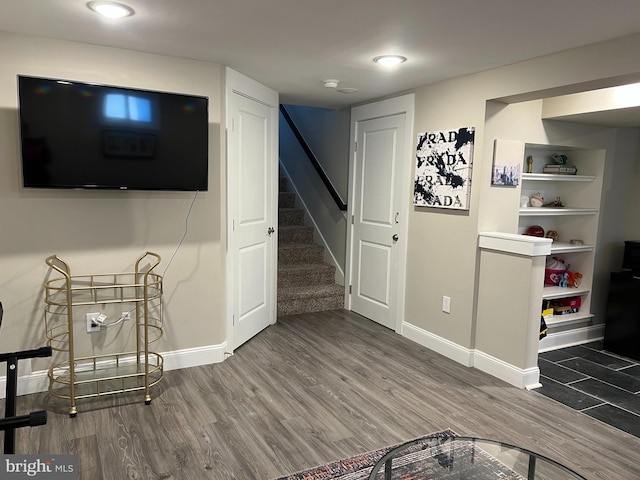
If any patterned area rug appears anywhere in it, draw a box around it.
[273,430,528,480]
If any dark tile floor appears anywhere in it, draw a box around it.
[535,341,640,438]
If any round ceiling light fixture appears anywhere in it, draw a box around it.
[373,55,407,67]
[323,79,340,89]
[87,1,135,18]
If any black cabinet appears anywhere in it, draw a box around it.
[603,272,640,361]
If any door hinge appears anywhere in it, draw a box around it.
[354,141,358,152]
[351,215,354,224]
[349,285,352,294]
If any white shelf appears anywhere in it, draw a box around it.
[546,312,594,327]
[550,242,594,254]
[542,285,590,300]
[519,207,598,216]
[522,173,595,182]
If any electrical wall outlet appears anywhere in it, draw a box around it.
[442,296,451,314]
[86,313,101,333]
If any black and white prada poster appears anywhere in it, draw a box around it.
[414,127,475,210]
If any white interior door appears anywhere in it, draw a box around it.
[348,95,414,332]
[227,68,278,350]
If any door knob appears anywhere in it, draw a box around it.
[267,227,275,236]
[392,234,399,241]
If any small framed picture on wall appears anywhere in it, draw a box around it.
[491,139,522,186]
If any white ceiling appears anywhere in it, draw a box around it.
[3,0,640,109]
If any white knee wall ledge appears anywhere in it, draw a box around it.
[475,232,551,389]
[478,231,552,257]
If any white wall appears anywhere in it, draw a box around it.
[0,32,226,374]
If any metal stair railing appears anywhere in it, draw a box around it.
[279,104,347,211]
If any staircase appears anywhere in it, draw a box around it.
[277,177,344,316]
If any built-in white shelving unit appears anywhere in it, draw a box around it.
[518,142,605,348]
[495,140,605,350]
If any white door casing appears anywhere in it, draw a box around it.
[226,68,278,351]
[346,95,415,332]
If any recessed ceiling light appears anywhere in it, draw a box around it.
[373,55,407,67]
[87,1,134,19]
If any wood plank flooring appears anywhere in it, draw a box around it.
[5,309,640,479]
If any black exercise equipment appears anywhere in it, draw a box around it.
[0,301,52,453]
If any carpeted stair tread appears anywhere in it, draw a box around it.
[278,224,313,232]
[278,207,305,226]
[278,225,314,245]
[278,262,335,274]
[277,283,344,315]
[277,299,343,316]
[279,191,296,208]
[278,263,335,287]
[278,283,343,300]
[278,243,325,264]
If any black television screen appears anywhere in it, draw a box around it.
[18,75,208,191]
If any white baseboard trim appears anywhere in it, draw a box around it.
[473,350,541,390]
[526,382,543,391]
[0,369,50,398]
[538,324,604,352]
[161,342,228,371]
[402,321,540,389]
[0,343,227,399]
[402,321,473,367]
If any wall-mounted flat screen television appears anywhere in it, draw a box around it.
[18,75,209,191]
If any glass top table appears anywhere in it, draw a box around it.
[368,435,586,479]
